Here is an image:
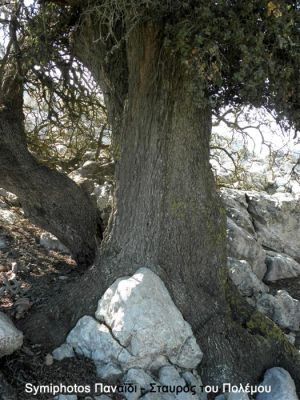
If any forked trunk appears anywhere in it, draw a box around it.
[20,22,300,390]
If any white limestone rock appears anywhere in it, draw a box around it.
[256,290,300,331]
[40,232,69,253]
[92,183,113,211]
[227,258,269,297]
[66,316,132,380]
[256,367,299,400]
[95,268,203,370]
[52,343,75,361]
[264,251,300,282]
[0,312,23,357]
[0,209,18,225]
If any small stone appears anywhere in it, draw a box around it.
[45,353,54,366]
[40,232,69,253]
[0,239,6,250]
[52,343,75,361]
[285,332,296,345]
[11,262,18,274]
[14,298,32,320]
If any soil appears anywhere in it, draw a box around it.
[0,196,299,399]
[0,200,122,400]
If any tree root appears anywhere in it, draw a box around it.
[17,262,300,393]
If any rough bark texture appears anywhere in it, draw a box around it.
[19,20,300,392]
[0,73,101,266]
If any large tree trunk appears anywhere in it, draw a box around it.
[0,72,101,266]
[20,21,300,391]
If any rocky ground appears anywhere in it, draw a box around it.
[1,155,300,400]
[0,196,103,399]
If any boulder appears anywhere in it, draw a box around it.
[66,316,130,381]
[227,258,268,297]
[256,367,298,400]
[40,232,69,253]
[264,251,300,282]
[0,312,23,357]
[95,268,203,370]
[246,192,300,262]
[60,268,203,383]
[256,290,300,331]
[226,217,266,279]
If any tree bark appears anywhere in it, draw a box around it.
[19,20,300,391]
[0,72,102,266]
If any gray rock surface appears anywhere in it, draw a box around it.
[227,258,268,297]
[215,393,249,400]
[264,251,300,282]
[158,366,194,400]
[94,396,112,400]
[0,312,23,357]
[215,393,250,400]
[220,188,255,235]
[246,192,300,262]
[256,290,300,331]
[140,393,175,400]
[256,367,298,400]
[123,368,155,392]
[52,343,75,361]
[95,268,203,370]
[181,371,207,400]
[226,217,266,279]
